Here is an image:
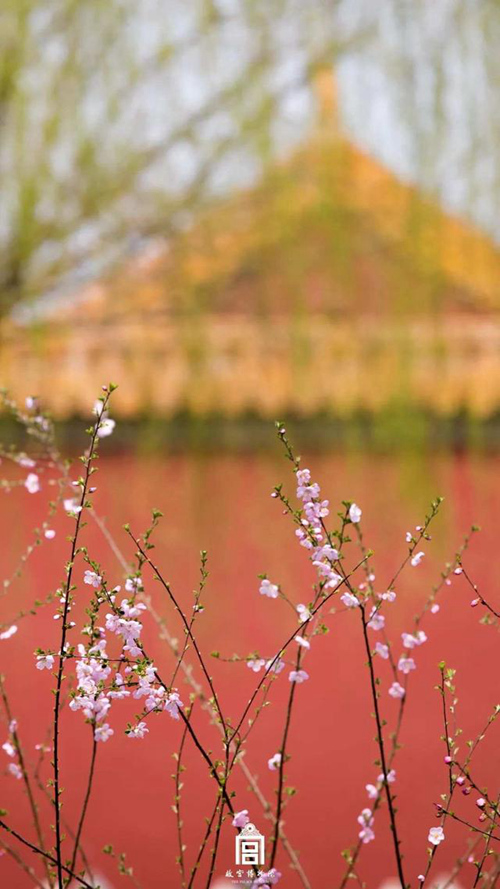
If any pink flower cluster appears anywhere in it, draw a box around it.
[294,468,343,596]
[357,807,375,844]
[365,769,396,801]
[2,723,22,781]
[39,575,183,742]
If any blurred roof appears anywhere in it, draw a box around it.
[11,71,500,327]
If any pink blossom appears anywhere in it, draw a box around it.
[315,544,339,562]
[402,631,427,649]
[296,468,311,488]
[95,723,114,743]
[296,603,311,622]
[0,625,17,640]
[389,682,405,699]
[265,658,285,674]
[359,826,375,844]
[260,579,279,599]
[357,808,374,843]
[36,654,55,671]
[126,721,149,739]
[349,503,362,523]
[411,551,425,567]
[8,762,22,780]
[476,798,486,808]
[19,456,35,468]
[247,659,266,673]
[375,642,389,660]
[165,691,184,720]
[97,418,116,438]
[44,529,56,539]
[341,592,359,609]
[64,498,82,514]
[366,783,378,799]
[405,531,413,542]
[379,590,396,602]
[125,577,142,594]
[378,769,396,784]
[289,670,309,684]
[232,809,249,829]
[268,753,281,771]
[367,609,385,631]
[25,473,40,494]
[295,636,310,649]
[428,826,445,846]
[398,656,416,674]
[84,570,102,588]
[2,741,15,757]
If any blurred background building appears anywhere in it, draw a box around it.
[2,0,500,445]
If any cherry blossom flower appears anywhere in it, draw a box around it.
[126,722,149,739]
[289,670,309,683]
[247,659,266,673]
[63,498,82,514]
[357,808,375,843]
[476,797,486,808]
[398,655,416,675]
[260,579,279,599]
[44,529,56,539]
[24,473,40,494]
[165,691,184,720]
[389,682,406,699]
[95,723,114,743]
[367,609,385,631]
[315,544,339,562]
[401,631,427,649]
[265,658,285,674]
[84,570,102,588]
[431,603,440,614]
[232,809,250,828]
[97,418,116,438]
[405,531,413,542]
[379,590,397,602]
[125,577,142,594]
[375,642,389,659]
[25,396,37,410]
[2,741,15,757]
[8,762,22,780]
[296,603,311,622]
[268,753,282,771]
[411,551,425,567]
[349,503,362,523]
[295,636,310,649]
[36,654,55,670]
[0,625,17,640]
[366,783,378,799]
[378,769,396,784]
[341,592,359,609]
[428,826,445,846]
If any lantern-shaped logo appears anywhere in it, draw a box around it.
[235,822,265,867]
